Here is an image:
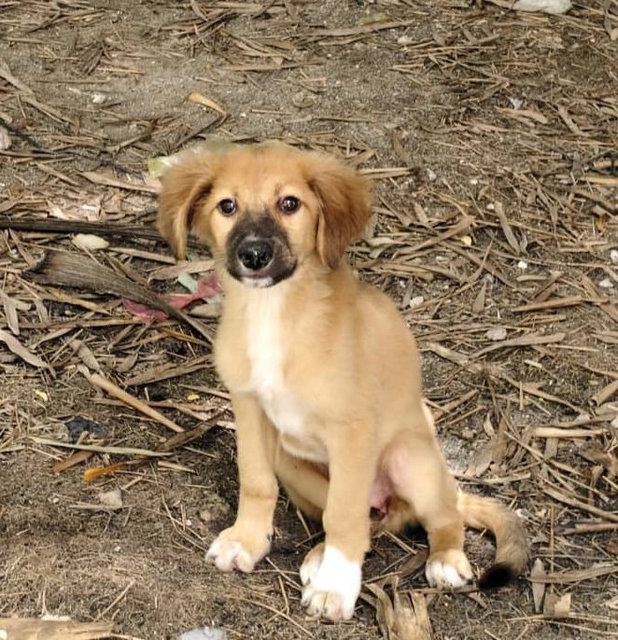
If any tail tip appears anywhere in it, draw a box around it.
[478,563,515,591]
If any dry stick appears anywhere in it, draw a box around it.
[542,485,618,524]
[513,296,584,313]
[568,187,618,214]
[529,566,618,584]
[446,241,515,289]
[592,379,618,406]
[558,523,618,535]
[501,375,583,414]
[473,332,566,357]
[93,580,136,622]
[83,410,226,482]
[534,427,605,438]
[28,251,212,343]
[0,618,113,639]
[82,171,158,194]
[0,216,203,250]
[31,437,171,457]
[407,215,473,254]
[79,366,184,433]
[229,596,313,638]
[310,18,418,38]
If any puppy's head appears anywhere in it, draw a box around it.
[157,143,371,288]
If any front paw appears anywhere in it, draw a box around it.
[206,525,271,573]
[426,549,473,589]
[300,544,361,621]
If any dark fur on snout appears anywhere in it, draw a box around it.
[225,215,297,286]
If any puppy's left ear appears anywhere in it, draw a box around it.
[157,150,220,260]
[306,154,372,269]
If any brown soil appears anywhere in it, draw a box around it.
[0,1,617,639]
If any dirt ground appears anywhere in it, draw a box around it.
[0,1,617,639]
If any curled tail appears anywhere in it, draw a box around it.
[458,492,529,590]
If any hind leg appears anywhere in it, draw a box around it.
[386,406,472,588]
[275,448,328,520]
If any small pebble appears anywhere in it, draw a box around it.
[177,629,227,640]
[486,327,507,341]
[508,97,523,109]
[0,126,11,151]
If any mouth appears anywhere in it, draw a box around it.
[234,260,297,288]
[240,275,276,288]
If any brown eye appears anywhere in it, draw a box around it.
[279,196,300,214]
[218,198,237,216]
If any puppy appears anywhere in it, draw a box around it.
[157,142,528,622]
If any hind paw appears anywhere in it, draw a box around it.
[426,549,473,589]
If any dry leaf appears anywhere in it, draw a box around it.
[187,92,226,114]
[471,281,486,314]
[543,592,571,618]
[0,330,51,371]
[123,273,221,321]
[530,558,546,613]
[465,438,496,477]
[69,339,102,372]
[393,591,432,640]
[0,291,20,335]
[365,580,432,640]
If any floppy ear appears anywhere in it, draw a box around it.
[157,150,219,260]
[306,153,372,269]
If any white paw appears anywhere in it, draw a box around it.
[299,543,324,586]
[206,537,256,573]
[425,549,473,589]
[300,545,361,621]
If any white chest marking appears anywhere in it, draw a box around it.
[244,287,306,438]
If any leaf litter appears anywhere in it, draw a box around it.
[0,0,617,639]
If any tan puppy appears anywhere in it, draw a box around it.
[157,143,528,622]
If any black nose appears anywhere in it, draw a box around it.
[237,240,274,271]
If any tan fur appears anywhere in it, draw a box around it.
[157,143,529,620]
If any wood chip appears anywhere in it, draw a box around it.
[0,618,113,639]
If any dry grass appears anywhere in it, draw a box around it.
[0,1,617,639]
